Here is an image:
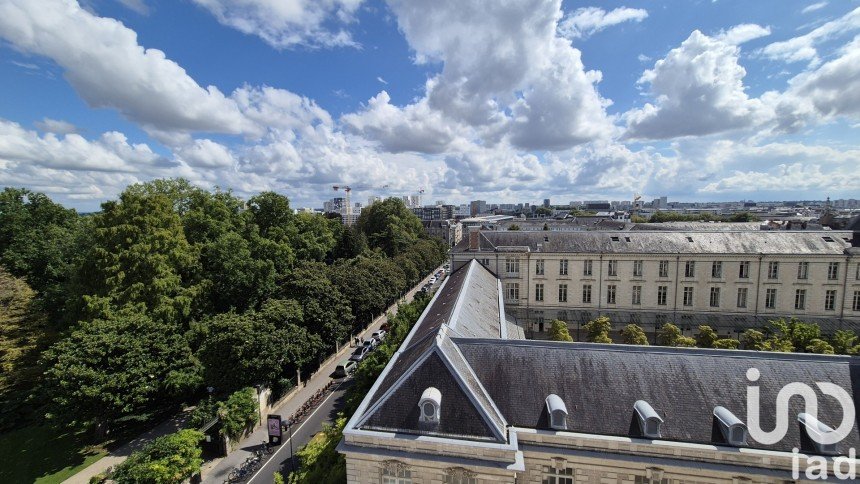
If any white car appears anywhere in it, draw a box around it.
[372,330,387,342]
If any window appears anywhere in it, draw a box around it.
[683,287,694,306]
[582,259,591,276]
[828,262,839,281]
[854,291,860,311]
[558,284,568,303]
[709,287,720,308]
[505,257,520,274]
[657,286,668,306]
[381,461,412,484]
[765,288,777,309]
[767,261,779,280]
[795,289,806,310]
[535,259,545,275]
[534,310,545,326]
[542,465,573,484]
[739,261,750,279]
[685,261,695,278]
[478,258,489,266]
[505,283,519,301]
[444,468,476,484]
[560,259,569,276]
[737,287,748,308]
[607,285,617,304]
[582,284,592,303]
[535,283,544,302]
[633,260,643,277]
[632,285,642,305]
[659,260,669,278]
[712,261,723,278]
[825,290,837,311]
[608,260,618,276]
[798,262,809,280]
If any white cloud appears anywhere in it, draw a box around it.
[376,76,388,85]
[116,0,149,15]
[558,6,648,40]
[701,163,859,193]
[760,6,860,65]
[34,117,79,135]
[624,30,770,140]
[190,0,363,49]
[175,139,236,168]
[802,2,828,15]
[716,23,771,45]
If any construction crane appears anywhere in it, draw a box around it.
[332,184,390,216]
[631,194,643,220]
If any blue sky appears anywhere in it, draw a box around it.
[1,0,859,210]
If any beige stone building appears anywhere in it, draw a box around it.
[338,260,860,483]
[450,229,860,340]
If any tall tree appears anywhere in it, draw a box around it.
[282,262,353,347]
[356,198,424,256]
[247,191,293,239]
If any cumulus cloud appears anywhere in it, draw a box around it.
[175,139,236,168]
[716,24,771,45]
[624,29,770,140]
[701,163,859,193]
[558,6,648,40]
[34,117,79,135]
[760,6,860,65]
[190,0,363,49]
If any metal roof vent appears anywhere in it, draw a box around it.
[545,394,568,430]
[713,406,748,446]
[634,400,663,438]
[798,413,838,455]
[419,387,441,423]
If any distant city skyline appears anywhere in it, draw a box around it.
[1,1,860,211]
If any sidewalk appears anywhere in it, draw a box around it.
[200,266,442,482]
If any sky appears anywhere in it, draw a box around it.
[1,0,859,211]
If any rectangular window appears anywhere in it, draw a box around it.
[582,259,591,276]
[854,291,860,311]
[535,283,544,302]
[659,260,669,278]
[607,260,618,276]
[768,261,779,280]
[542,465,573,484]
[535,259,544,275]
[683,287,694,306]
[798,262,809,280]
[657,286,668,306]
[582,284,592,303]
[685,261,695,278]
[739,261,750,279]
[505,283,519,301]
[558,284,568,303]
[606,285,617,304]
[825,290,837,311]
[505,257,520,274]
[709,287,720,308]
[795,289,806,310]
[765,288,777,309]
[633,260,643,277]
[712,261,722,279]
[632,285,642,305]
[737,287,748,308]
[828,262,839,281]
[444,474,476,484]
[382,466,412,484]
[560,259,569,276]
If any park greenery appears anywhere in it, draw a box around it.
[110,429,204,484]
[646,211,759,223]
[0,180,447,479]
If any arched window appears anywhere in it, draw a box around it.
[381,460,411,484]
[419,387,441,423]
[444,467,477,484]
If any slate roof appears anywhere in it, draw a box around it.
[454,230,853,255]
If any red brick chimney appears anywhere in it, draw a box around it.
[468,228,480,251]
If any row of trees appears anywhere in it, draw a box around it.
[550,316,858,355]
[0,180,447,437]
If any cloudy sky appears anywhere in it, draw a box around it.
[1,0,859,210]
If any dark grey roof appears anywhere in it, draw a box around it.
[455,340,860,453]
[456,230,853,255]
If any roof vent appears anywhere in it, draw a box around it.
[713,406,748,446]
[419,387,441,423]
[545,394,568,430]
[822,236,835,242]
[634,400,663,438]
[686,236,694,242]
[798,413,838,455]
[611,236,620,242]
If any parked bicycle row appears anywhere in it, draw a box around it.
[225,441,272,483]
[285,379,336,426]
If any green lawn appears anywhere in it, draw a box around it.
[0,425,107,483]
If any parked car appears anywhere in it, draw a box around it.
[372,329,387,342]
[334,360,356,377]
[349,345,370,362]
[362,338,378,351]
[429,277,437,284]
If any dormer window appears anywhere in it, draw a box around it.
[798,413,839,455]
[419,387,441,423]
[634,400,663,438]
[545,394,568,430]
[713,406,748,446]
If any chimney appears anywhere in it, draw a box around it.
[853,230,860,248]
[469,228,480,251]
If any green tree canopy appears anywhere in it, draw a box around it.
[830,330,860,355]
[656,323,696,347]
[583,316,612,344]
[355,198,424,256]
[548,319,573,342]
[695,325,719,348]
[111,429,203,484]
[620,324,649,345]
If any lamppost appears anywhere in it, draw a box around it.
[282,418,295,474]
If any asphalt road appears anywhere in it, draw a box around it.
[241,378,354,484]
